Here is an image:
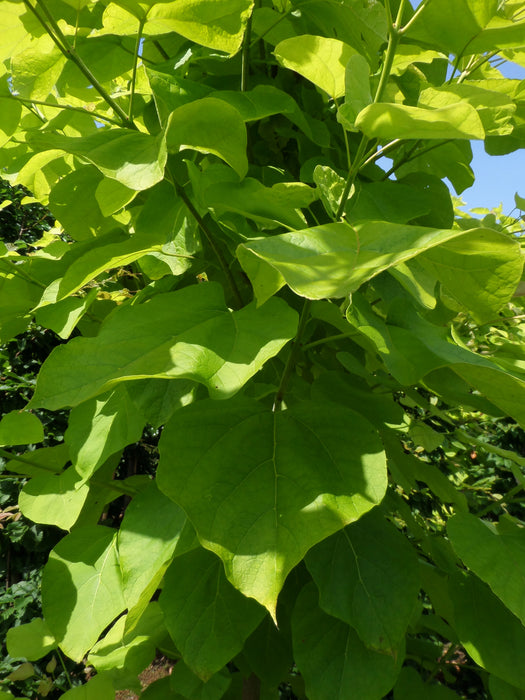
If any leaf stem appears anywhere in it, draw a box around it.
[128,19,145,121]
[0,447,139,496]
[399,0,433,35]
[241,13,252,92]
[302,331,356,351]
[24,0,135,129]
[336,0,405,218]
[8,95,123,127]
[454,429,525,486]
[170,177,244,308]
[273,299,311,411]
[476,483,524,517]
[56,649,73,689]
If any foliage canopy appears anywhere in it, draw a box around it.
[1,0,525,698]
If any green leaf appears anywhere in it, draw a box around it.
[448,572,525,690]
[19,466,90,530]
[65,386,146,482]
[0,410,43,446]
[203,178,317,229]
[157,398,387,616]
[60,673,114,700]
[306,509,420,651]
[169,661,231,700]
[313,165,346,218]
[394,667,462,699]
[489,675,525,700]
[242,615,293,689]
[4,444,70,478]
[238,221,481,300]
[6,619,56,661]
[28,128,167,190]
[118,481,197,632]
[515,192,525,211]
[448,514,525,625]
[0,96,22,149]
[42,525,125,661]
[274,35,357,99]
[11,35,66,101]
[355,103,485,140]
[160,548,265,679]
[87,604,165,691]
[419,85,516,136]
[35,290,97,339]
[126,378,197,429]
[405,0,499,54]
[144,0,254,55]
[292,583,402,700]
[30,283,298,409]
[166,98,248,178]
[344,181,434,225]
[338,54,372,129]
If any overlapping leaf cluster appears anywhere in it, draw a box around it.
[1,0,525,697]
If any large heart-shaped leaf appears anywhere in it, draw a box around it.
[30,283,298,409]
[157,398,387,615]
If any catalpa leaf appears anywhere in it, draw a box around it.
[28,128,167,190]
[6,619,56,661]
[144,0,254,55]
[306,509,420,652]
[274,35,356,99]
[238,222,499,302]
[19,466,89,530]
[118,481,197,633]
[448,572,525,690]
[292,584,403,700]
[42,526,125,661]
[448,513,525,626]
[355,103,485,140]
[157,398,387,616]
[166,98,248,178]
[160,548,265,679]
[30,283,298,409]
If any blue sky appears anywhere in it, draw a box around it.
[462,59,525,216]
[404,0,525,216]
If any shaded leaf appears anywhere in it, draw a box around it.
[118,481,197,632]
[448,513,525,625]
[306,509,420,651]
[160,548,265,679]
[65,386,146,482]
[292,583,402,700]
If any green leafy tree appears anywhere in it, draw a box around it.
[0,0,525,698]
